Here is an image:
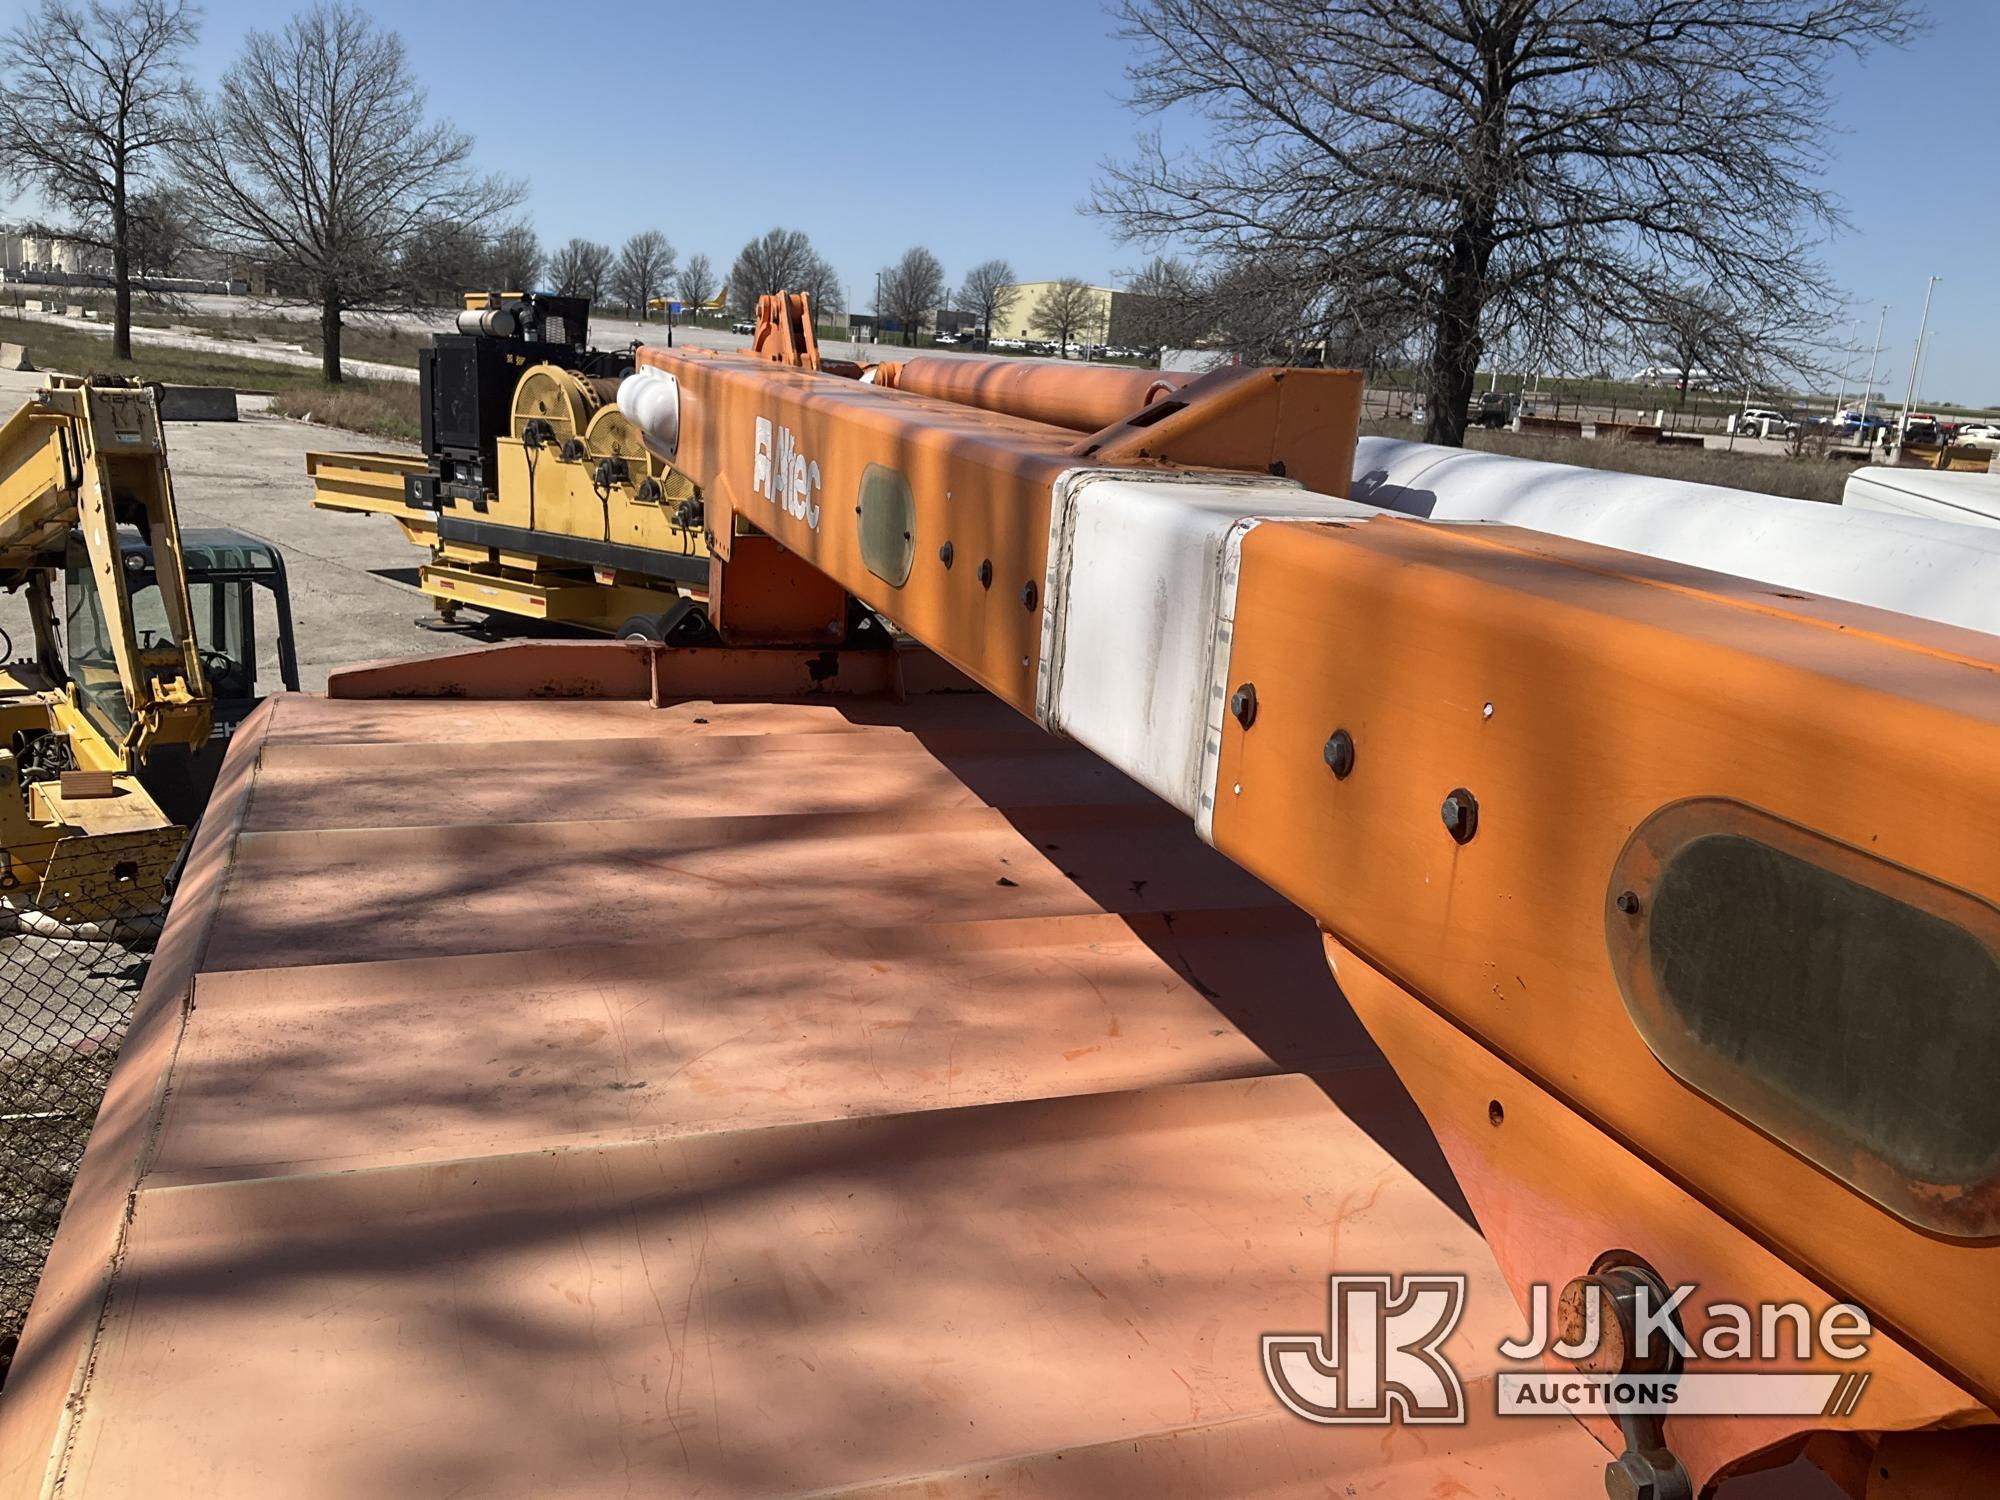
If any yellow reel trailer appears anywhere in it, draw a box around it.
[307,294,714,640]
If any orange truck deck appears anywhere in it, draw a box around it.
[0,641,1662,1498]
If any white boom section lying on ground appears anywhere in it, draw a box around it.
[1843,465,2000,531]
[1351,436,2000,637]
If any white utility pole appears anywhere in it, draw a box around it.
[1859,303,1888,444]
[1895,275,1939,448]
[1831,318,1858,430]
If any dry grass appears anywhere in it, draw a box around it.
[1363,417,1863,504]
[2,312,362,396]
[1,296,430,369]
[268,384,420,444]
[158,309,429,368]
[0,312,420,444]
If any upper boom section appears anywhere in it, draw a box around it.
[617,294,2000,1471]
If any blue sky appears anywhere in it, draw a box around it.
[16,0,1994,403]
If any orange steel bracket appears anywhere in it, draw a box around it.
[1325,931,1994,1495]
[747,290,821,371]
[706,531,851,646]
[1072,363,1361,499]
[870,356,1361,500]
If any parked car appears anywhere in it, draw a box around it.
[1899,413,1943,445]
[732,320,754,335]
[991,338,1025,351]
[1473,391,1520,428]
[1735,406,1799,440]
[1954,422,2000,450]
[934,332,959,345]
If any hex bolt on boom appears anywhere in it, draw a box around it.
[1441,787,1479,843]
[1230,683,1258,729]
[1323,728,1355,778]
[1558,1255,1694,1500]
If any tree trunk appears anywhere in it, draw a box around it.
[111,168,132,362]
[112,238,133,363]
[1424,207,1497,448]
[1424,291,1479,448]
[321,289,343,384]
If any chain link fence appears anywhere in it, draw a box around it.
[1,834,175,1376]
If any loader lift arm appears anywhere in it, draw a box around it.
[0,375,211,763]
[0,375,213,912]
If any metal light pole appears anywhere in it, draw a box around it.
[874,270,883,345]
[1895,275,1939,450]
[1859,303,1887,445]
[1831,318,1858,432]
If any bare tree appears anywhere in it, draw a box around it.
[488,222,542,292]
[549,237,612,303]
[399,218,489,305]
[724,228,843,321]
[728,227,817,317]
[1636,285,1773,414]
[177,2,514,381]
[0,0,197,359]
[678,252,717,317]
[126,184,191,279]
[613,229,675,319]
[878,246,945,346]
[1095,0,1918,446]
[957,258,1018,349]
[799,254,844,320]
[1030,278,1101,357]
[1120,255,1208,352]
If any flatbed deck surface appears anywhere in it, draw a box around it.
[0,643,1608,1497]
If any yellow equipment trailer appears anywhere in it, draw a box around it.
[308,293,716,640]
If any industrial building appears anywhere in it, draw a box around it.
[990,280,1147,345]
[0,225,108,280]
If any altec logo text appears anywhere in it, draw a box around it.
[752,416,822,530]
[1263,1275,1874,1423]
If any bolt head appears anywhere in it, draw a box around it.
[1616,889,1642,916]
[1440,788,1478,843]
[1604,1451,1665,1500]
[1323,728,1355,778]
[1229,683,1257,728]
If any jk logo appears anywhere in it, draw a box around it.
[1263,1274,1468,1424]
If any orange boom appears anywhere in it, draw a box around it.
[5,291,1996,1500]
[620,294,2000,1493]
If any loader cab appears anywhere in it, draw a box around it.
[63,527,300,823]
